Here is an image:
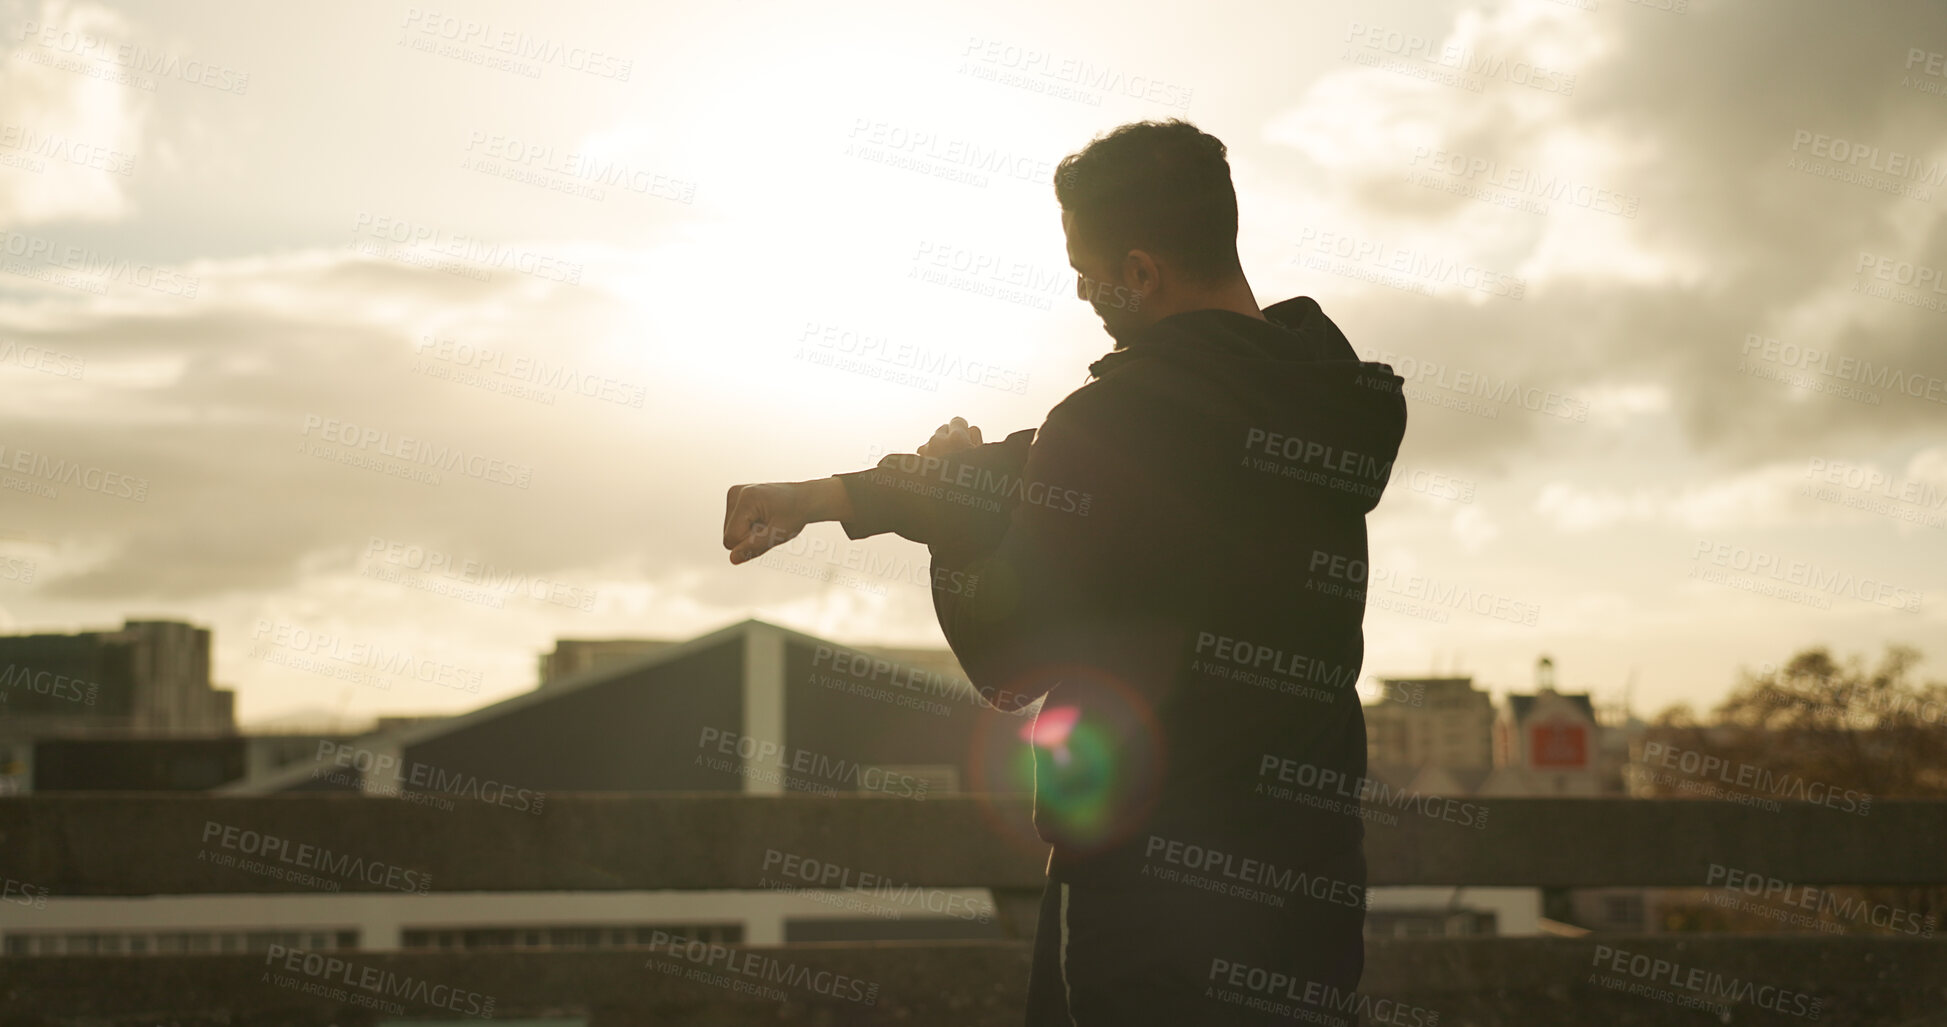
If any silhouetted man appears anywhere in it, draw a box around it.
[724,119,1407,1026]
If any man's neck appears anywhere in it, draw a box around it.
[1141,279,1267,323]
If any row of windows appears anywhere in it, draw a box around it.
[401,923,741,951]
[1,923,742,956]
[4,929,356,956]
[1364,911,1497,938]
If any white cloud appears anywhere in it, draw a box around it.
[0,0,148,224]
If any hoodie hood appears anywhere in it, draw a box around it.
[1084,295,1409,515]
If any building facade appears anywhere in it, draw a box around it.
[4,619,1020,956]
[1365,676,1496,769]
[0,620,236,792]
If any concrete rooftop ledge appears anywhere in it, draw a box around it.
[3,794,1943,895]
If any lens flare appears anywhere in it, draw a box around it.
[968,664,1166,856]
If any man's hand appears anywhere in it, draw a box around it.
[722,478,854,565]
[918,416,983,458]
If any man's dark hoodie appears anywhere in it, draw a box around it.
[835,295,1408,897]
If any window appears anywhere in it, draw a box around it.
[1603,894,1645,926]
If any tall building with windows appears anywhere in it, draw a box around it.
[1364,676,1496,769]
[0,619,234,739]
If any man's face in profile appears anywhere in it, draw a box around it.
[1063,210,1147,346]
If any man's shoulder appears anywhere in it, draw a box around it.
[1028,365,1216,492]
[1041,375,1119,428]
[1037,368,1178,446]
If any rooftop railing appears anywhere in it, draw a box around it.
[1,794,1942,1025]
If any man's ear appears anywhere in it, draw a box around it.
[1122,249,1161,294]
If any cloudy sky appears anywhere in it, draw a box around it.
[1,0,1942,727]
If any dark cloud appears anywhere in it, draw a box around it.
[1272,0,1947,470]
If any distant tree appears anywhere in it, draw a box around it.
[1640,645,1946,936]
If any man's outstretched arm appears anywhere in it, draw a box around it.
[721,427,1035,565]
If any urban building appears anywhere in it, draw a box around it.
[0,620,235,790]
[1487,657,1602,796]
[1365,676,1495,769]
[1360,658,1644,936]
[4,618,1025,956]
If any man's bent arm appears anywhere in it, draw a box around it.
[829,428,1037,553]
[923,392,1157,712]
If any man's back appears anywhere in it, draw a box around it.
[831,295,1407,1025]
[1013,296,1404,886]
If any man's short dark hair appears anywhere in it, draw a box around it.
[1053,119,1242,284]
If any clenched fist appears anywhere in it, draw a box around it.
[721,477,853,565]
